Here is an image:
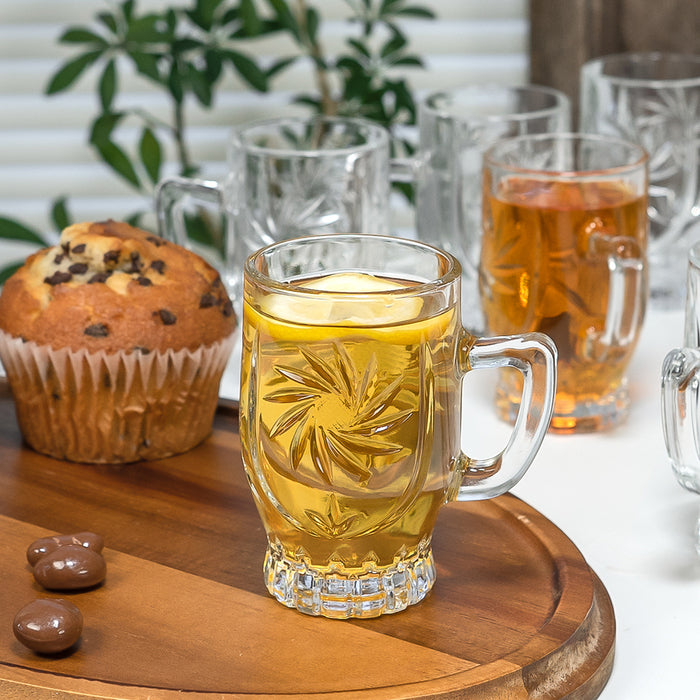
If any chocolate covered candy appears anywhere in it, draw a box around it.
[13,599,83,654]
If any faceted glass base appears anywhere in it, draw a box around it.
[497,380,630,434]
[263,542,437,619]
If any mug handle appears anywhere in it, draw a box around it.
[661,347,700,493]
[155,176,225,248]
[587,235,648,356]
[450,331,557,502]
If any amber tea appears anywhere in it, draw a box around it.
[240,234,556,618]
[481,171,648,432]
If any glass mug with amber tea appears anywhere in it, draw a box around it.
[480,133,649,432]
[239,234,557,618]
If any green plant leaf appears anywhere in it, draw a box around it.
[99,59,117,111]
[224,50,268,92]
[187,0,226,31]
[0,217,47,246]
[51,197,71,231]
[266,0,301,41]
[380,32,407,59]
[89,112,124,144]
[122,0,136,23]
[187,64,213,107]
[346,38,371,58]
[266,56,297,80]
[239,0,262,35]
[389,55,423,68]
[396,5,436,19]
[139,127,162,185]
[59,28,108,46]
[129,50,162,82]
[168,62,184,103]
[126,14,174,43]
[305,7,320,43]
[45,50,103,94]
[96,11,119,35]
[94,141,141,189]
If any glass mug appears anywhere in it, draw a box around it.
[581,53,700,309]
[412,84,571,334]
[239,234,557,618]
[480,133,649,433]
[156,116,391,302]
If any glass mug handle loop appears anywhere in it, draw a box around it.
[587,235,648,355]
[450,332,557,502]
[155,176,225,249]
[661,347,700,493]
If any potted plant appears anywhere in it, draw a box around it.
[0,0,433,281]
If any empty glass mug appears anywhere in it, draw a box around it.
[156,116,391,303]
[581,52,700,309]
[239,234,557,618]
[412,84,571,334]
[480,133,649,433]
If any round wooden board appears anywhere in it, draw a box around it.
[0,396,615,699]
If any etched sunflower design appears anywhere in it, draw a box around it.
[261,341,414,486]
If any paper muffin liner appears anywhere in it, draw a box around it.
[0,330,236,463]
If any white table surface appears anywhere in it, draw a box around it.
[501,308,699,698]
[222,307,698,698]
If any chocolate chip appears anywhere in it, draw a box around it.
[53,253,64,264]
[103,250,120,265]
[132,346,151,355]
[199,293,218,308]
[157,309,177,325]
[84,323,109,338]
[88,272,111,284]
[44,271,72,286]
[146,236,166,247]
[136,276,152,286]
[71,244,86,254]
[222,300,234,317]
[68,262,88,275]
[150,260,166,274]
[61,242,70,253]
[127,251,142,273]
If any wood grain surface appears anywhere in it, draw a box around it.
[0,385,615,698]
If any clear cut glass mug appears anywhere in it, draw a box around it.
[155,116,391,304]
[239,234,557,618]
[580,52,700,310]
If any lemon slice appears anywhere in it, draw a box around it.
[250,272,454,344]
[265,272,422,326]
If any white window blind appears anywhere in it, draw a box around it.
[0,0,528,253]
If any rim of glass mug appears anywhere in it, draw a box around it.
[230,115,390,158]
[419,84,571,125]
[245,232,461,303]
[582,52,700,88]
[483,132,649,179]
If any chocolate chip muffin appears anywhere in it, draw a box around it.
[0,220,237,463]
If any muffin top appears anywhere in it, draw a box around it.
[0,220,236,353]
